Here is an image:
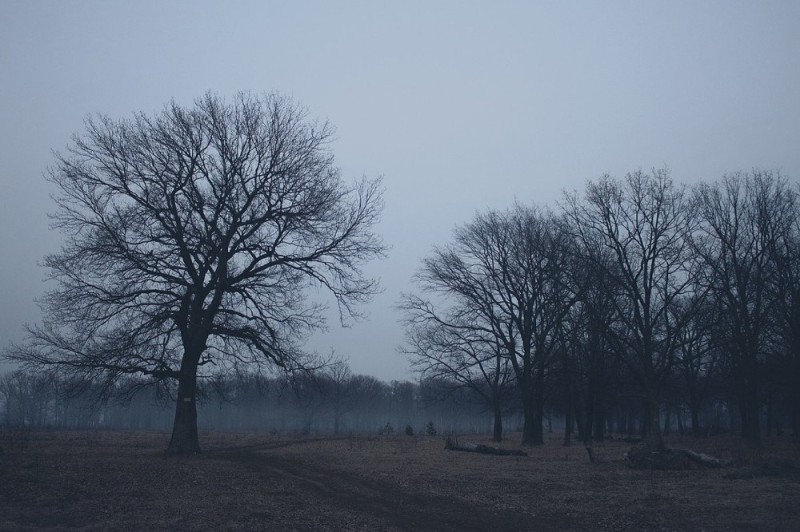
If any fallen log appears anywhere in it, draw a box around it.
[445,437,527,456]
[673,448,723,468]
[624,445,724,469]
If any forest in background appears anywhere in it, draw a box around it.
[0,354,777,441]
[399,169,800,449]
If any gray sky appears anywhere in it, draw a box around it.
[2,0,799,381]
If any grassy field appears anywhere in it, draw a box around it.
[1,428,799,530]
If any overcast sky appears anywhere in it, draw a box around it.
[2,1,799,381]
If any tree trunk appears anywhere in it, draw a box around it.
[521,403,537,445]
[626,407,637,436]
[766,392,774,437]
[594,404,605,443]
[576,402,588,444]
[739,365,761,448]
[584,403,595,444]
[793,405,800,443]
[167,359,201,454]
[564,389,573,447]
[689,392,701,437]
[530,366,545,445]
[792,386,800,444]
[492,402,503,442]
[521,388,540,446]
[644,397,665,451]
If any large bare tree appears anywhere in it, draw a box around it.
[692,171,794,447]
[498,206,581,445]
[403,204,579,445]
[564,169,696,450]
[767,179,800,441]
[674,294,718,437]
[560,245,621,445]
[7,93,385,453]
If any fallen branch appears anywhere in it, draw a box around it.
[673,448,723,468]
[625,445,725,470]
[445,437,527,456]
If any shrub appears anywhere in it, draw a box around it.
[426,421,437,436]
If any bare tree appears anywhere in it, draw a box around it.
[767,180,800,441]
[500,207,582,446]
[401,300,513,442]
[564,169,696,450]
[691,171,792,447]
[404,204,579,445]
[561,246,621,445]
[674,295,718,436]
[6,93,385,453]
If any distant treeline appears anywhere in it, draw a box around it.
[0,367,490,435]
[0,359,780,439]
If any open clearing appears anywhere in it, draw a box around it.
[2,429,799,531]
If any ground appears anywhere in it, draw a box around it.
[1,428,799,531]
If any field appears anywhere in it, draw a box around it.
[2,429,799,531]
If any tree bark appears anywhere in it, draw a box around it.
[691,405,701,436]
[492,402,503,442]
[766,392,774,437]
[644,397,665,451]
[739,355,762,448]
[793,404,800,443]
[564,389,573,447]
[593,404,605,443]
[626,407,637,437]
[167,358,201,454]
[520,389,540,446]
[688,385,702,436]
[532,366,545,445]
[792,385,800,443]
[582,389,593,445]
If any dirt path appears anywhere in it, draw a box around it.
[214,443,571,531]
[3,433,560,531]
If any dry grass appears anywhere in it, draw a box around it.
[1,428,799,530]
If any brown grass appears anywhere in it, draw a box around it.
[1,428,799,530]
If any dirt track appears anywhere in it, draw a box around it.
[214,442,558,531]
[1,431,545,531]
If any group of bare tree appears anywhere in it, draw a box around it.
[2,91,798,453]
[402,168,800,449]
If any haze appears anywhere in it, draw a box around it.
[1,0,799,381]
